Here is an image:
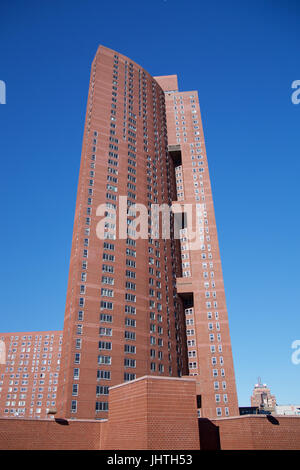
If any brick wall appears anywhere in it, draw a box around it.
[104,375,200,450]
[0,417,106,450]
[208,415,300,450]
[103,377,148,449]
[146,377,200,450]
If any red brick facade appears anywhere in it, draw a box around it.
[0,416,104,450]
[207,415,300,450]
[155,74,239,419]
[106,376,200,450]
[57,45,188,421]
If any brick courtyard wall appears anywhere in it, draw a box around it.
[103,375,200,450]
[208,415,300,450]
[1,381,299,450]
[0,417,106,450]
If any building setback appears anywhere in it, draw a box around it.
[54,45,238,420]
[0,331,62,419]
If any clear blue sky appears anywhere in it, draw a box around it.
[0,0,299,407]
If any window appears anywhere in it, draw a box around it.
[124,331,136,341]
[102,276,114,285]
[124,358,136,368]
[101,288,114,297]
[186,329,195,336]
[98,355,111,365]
[97,370,111,380]
[125,293,136,302]
[71,400,77,413]
[124,344,136,354]
[124,373,136,381]
[125,305,136,315]
[100,314,113,323]
[103,253,115,262]
[126,269,136,279]
[124,314,137,329]
[100,301,113,310]
[95,401,108,412]
[196,395,202,409]
[126,248,136,257]
[150,349,156,358]
[126,281,136,290]
[188,350,196,358]
[104,242,115,251]
[189,362,197,369]
[74,353,80,364]
[99,341,112,351]
[99,328,112,336]
[102,264,114,273]
[96,385,109,396]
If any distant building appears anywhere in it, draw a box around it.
[0,331,62,419]
[250,377,276,413]
[275,404,300,416]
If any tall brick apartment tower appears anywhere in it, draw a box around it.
[57,46,238,420]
